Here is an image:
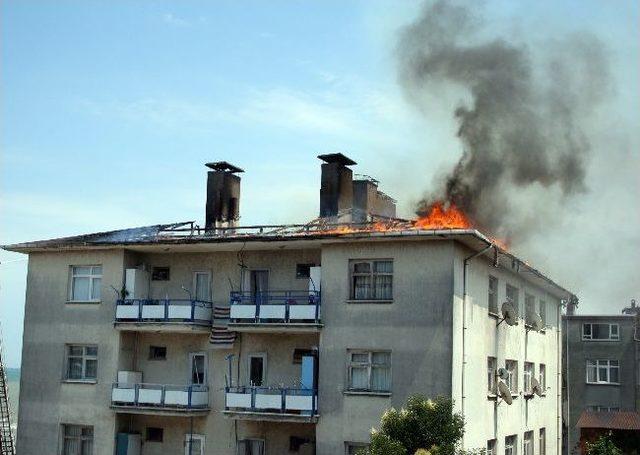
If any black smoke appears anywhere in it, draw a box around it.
[397,1,611,242]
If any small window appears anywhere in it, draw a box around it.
[62,424,93,455]
[505,435,517,455]
[350,260,393,300]
[293,349,315,364]
[488,276,499,314]
[146,427,163,442]
[524,362,535,394]
[506,284,519,315]
[539,364,546,392]
[524,431,534,455]
[237,439,264,455]
[70,265,102,301]
[152,266,170,281]
[66,345,97,381]
[345,442,369,455]
[582,323,619,341]
[347,350,391,392]
[487,439,497,455]
[539,428,546,455]
[296,264,314,279]
[149,346,167,361]
[487,357,497,394]
[586,359,620,384]
[505,360,518,394]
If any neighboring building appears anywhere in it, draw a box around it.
[562,303,640,454]
[5,155,573,455]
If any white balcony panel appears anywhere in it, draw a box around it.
[289,305,317,320]
[164,390,189,406]
[191,390,209,406]
[167,305,191,319]
[193,306,212,321]
[116,306,139,319]
[141,305,165,319]
[285,394,315,411]
[255,393,282,409]
[230,305,256,320]
[112,387,136,404]
[259,305,286,319]
[138,388,162,405]
[226,392,252,408]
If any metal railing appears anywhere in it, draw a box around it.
[111,383,209,409]
[224,386,318,416]
[115,299,213,325]
[229,291,321,324]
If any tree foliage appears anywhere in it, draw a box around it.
[585,433,622,455]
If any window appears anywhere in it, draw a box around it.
[149,346,167,361]
[350,260,393,300]
[190,352,207,385]
[539,364,546,393]
[539,300,546,326]
[193,271,211,301]
[62,424,93,455]
[582,323,619,341]
[488,357,497,394]
[347,350,391,392]
[146,427,163,442]
[248,353,266,386]
[487,439,497,455]
[236,439,264,455]
[505,360,518,394]
[587,405,620,412]
[506,284,519,315]
[152,266,170,281]
[524,431,534,455]
[505,435,517,455]
[539,428,545,455]
[185,434,205,455]
[586,360,620,384]
[488,276,499,314]
[296,263,314,279]
[69,266,102,301]
[66,345,97,381]
[346,442,369,455]
[525,294,536,325]
[524,362,535,394]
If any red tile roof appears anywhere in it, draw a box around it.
[576,410,640,430]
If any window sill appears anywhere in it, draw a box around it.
[582,339,620,342]
[66,300,101,305]
[62,379,97,384]
[487,393,497,399]
[346,299,393,305]
[586,382,620,386]
[344,390,392,397]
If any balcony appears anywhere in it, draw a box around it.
[224,386,318,423]
[228,291,321,333]
[111,383,210,416]
[114,299,212,333]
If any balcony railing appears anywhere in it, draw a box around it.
[111,383,209,410]
[115,299,212,325]
[224,386,318,417]
[229,291,321,324]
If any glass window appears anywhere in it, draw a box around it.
[525,294,535,325]
[346,442,369,455]
[194,272,211,301]
[237,439,263,455]
[350,260,393,300]
[146,427,163,442]
[488,276,499,314]
[524,362,535,394]
[539,364,546,392]
[487,439,497,455]
[539,300,546,326]
[505,360,518,393]
[488,357,497,394]
[347,350,391,392]
[152,266,170,281]
[539,428,545,455]
[524,431,534,455]
[506,284,519,315]
[62,424,93,455]
[66,345,97,381]
[149,346,167,361]
[582,323,619,341]
[70,265,102,301]
[505,435,517,455]
[586,360,620,384]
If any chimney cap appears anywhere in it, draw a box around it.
[205,161,244,173]
[317,153,356,166]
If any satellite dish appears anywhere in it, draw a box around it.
[497,381,513,405]
[530,313,544,332]
[531,377,543,397]
[497,368,509,381]
[500,302,519,326]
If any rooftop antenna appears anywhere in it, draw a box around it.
[497,301,518,327]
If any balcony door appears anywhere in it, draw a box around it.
[184,434,205,455]
[248,353,266,387]
[193,271,211,302]
[189,352,207,385]
[248,270,268,304]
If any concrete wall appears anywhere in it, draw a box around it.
[455,245,563,454]
[562,316,637,454]
[315,240,456,454]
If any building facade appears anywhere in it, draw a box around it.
[7,157,572,455]
[563,311,640,454]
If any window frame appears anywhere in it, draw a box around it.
[487,439,497,455]
[525,293,536,326]
[538,300,546,327]
[64,344,98,382]
[146,427,164,442]
[192,270,212,302]
[538,364,546,394]
[488,275,499,315]
[539,428,545,455]
[248,352,267,387]
[505,359,518,395]
[524,431,534,455]
[487,357,497,395]
[184,434,205,455]
[346,350,392,393]
[505,284,519,316]
[505,434,517,455]
[345,442,370,455]
[524,362,535,395]
[237,438,264,455]
[149,346,167,361]
[582,323,620,341]
[69,265,102,302]
[61,424,94,455]
[349,259,394,301]
[586,359,620,385]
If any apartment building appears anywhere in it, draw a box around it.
[562,303,640,454]
[6,155,573,455]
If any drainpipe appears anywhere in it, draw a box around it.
[461,242,495,448]
[564,306,571,455]
[559,302,565,455]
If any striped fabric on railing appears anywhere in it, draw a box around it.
[210,306,237,348]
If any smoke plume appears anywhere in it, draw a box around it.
[397,1,611,243]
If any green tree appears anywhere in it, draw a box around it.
[359,395,466,455]
[585,433,622,455]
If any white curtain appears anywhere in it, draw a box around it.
[371,352,391,391]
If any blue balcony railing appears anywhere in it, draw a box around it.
[229,291,321,324]
[111,383,209,410]
[115,299,213,325]
[224,386,318,416]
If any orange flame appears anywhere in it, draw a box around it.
[413,202,472,229]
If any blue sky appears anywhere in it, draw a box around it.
[1,1,639,368]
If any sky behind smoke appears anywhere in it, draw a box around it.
[1,0,638,367]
